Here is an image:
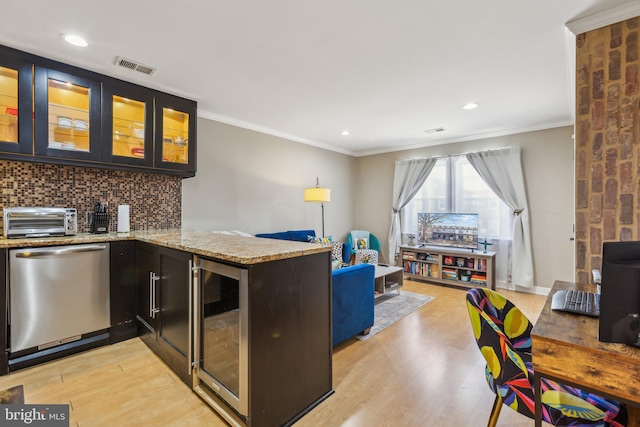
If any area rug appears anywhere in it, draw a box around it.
[0,385,24,404]
[356,291,434,341]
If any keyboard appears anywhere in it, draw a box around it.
[551,289,600,317]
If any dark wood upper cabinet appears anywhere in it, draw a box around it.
[154,93,197,173]
[0,44,197,177]
[0,52,33,155]
[101,81,154,168]
[34,66,102,161]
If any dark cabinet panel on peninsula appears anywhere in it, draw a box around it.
[136,242,192,385]
[192,251,333,427]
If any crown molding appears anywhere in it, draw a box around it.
[566,2,640,35]
[197,109,356,156]
[356,121,575,157]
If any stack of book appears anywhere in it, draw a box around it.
[442,267,457,280]
[470,273,487,285]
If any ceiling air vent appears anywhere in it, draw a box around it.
[114,56,157,76]
[424,127,445,134]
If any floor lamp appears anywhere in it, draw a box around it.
[304,177,331,237]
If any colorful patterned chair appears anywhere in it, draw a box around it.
[465,288,627,427]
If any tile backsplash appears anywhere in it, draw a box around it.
[0,160,182,233]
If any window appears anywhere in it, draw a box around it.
[402,155,511,240]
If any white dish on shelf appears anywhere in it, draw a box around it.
[74,119,88,130]
[133,128,144,138]
[57,116,72,128]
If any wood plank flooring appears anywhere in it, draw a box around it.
[0,280,547,426]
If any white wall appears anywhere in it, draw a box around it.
[182,118,357,240]
[184,119,575,290]
[355,126,576,290]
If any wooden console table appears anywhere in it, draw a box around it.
[531,280,640,427]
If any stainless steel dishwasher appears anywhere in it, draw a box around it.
[9,243,111,353]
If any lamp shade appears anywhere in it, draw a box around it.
[304,187,330,203]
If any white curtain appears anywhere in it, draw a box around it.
[388,158,437,265]
[465,146,533,287]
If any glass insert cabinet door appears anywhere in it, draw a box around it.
[113,96,145,158]
[101,83,153,166]
[155,95,196,170]
[162,108,189,164]
[0,67,19,144]
[34,67,101,160]
[0,57,33,154]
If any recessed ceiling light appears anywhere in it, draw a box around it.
[61,34,89,47]
[340,130,350,136]
[462,103,479,110]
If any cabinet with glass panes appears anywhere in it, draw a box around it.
[101,81,154,167]
[34,66,101,161]
[0,54,33,155]
[154,93,196,172]
[0,44,197,176]
[103,80,195,172]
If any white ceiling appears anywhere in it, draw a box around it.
[1,1,639,156]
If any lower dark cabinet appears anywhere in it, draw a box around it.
[135,242,192,385]
[110,240,137,343]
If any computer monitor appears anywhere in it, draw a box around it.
[599,241,640,345]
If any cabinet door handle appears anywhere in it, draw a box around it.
[150,272,160,318]
[188,259,196,376]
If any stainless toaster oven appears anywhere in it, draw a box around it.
[3,207,78,238]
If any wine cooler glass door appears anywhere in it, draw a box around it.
[193,257,248,418]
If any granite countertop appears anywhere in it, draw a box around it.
[0,230,331,265]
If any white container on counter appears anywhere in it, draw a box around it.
[117,205,130,233]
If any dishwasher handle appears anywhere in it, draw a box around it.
[14,244,108,258]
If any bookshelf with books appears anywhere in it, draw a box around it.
[399,245,495,290]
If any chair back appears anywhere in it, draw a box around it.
[465,288,627,426]
[465,288,533,386]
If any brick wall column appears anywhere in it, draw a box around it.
[575,17,640,284]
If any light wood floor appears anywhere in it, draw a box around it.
[0,280,547,426]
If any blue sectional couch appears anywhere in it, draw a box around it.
[255,230,374,346]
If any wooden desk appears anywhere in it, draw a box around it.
[531,280,640,427]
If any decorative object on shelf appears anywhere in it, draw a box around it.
[407,234,415,246]
[304,177,331,237]
[478,237,493,253]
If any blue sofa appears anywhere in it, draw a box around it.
[255,229,351,264]
[255,230,374,346]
